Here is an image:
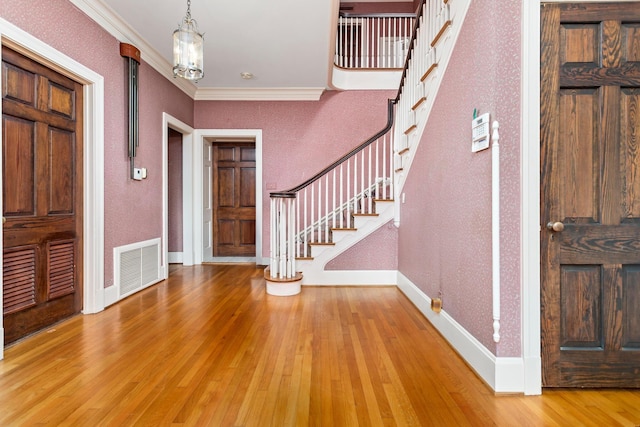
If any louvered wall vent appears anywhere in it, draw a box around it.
[114,238,161,299]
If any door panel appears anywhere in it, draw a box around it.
[212,142,256,257]
[2,46,83,345]
[541,2,640,387]
[3,116,35,215]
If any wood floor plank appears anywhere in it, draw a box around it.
[1,264,640,426]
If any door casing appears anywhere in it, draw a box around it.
[0,18,105,358]
[192,129,263,265]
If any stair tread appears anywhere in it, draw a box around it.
[331,227,357,231]
[309,242,335,246]
[353,213,379,217]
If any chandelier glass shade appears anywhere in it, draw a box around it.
[173,0,204,81]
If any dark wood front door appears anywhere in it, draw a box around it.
[212,142,256,257]
[2,46,83,345]
[541,3,640,387]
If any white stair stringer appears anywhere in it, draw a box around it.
[297,200,395,285]
[393,0,472,227]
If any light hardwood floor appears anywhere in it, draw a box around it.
[1,264,640,426]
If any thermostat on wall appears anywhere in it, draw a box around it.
[471,112,490,152]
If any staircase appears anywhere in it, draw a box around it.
[266,0,471,293]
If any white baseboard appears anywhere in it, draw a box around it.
[168,252,183,264]
[104,285,119,307]
[302,270,397,286]
[396,271,525,393]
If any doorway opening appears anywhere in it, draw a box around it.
[195,130,263,265]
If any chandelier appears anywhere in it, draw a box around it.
[173,0,204,81]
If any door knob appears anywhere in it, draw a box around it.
[546,221,564,232]
[2,216,5,224]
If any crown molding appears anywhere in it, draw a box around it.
[69,0,199,99]
[194,87,325,101]
[68,0,327,101]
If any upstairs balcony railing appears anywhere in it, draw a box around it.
[335,12,416,69]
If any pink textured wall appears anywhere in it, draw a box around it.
[195,90,397,267]
[326,221,398,270]
[1,0,194,288]
[397,0,522,356]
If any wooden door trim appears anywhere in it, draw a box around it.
[1,19,106,356]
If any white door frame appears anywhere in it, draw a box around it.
[521,0,542,395]
[0,19,105,358]
[192,129,263,265]
[162,114,195,271]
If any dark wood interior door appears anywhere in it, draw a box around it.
[2,46,83,345]
[541,3,640,387]
[212,142,256,257]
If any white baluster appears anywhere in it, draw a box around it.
[270,198,276,276]
[375,139,380,201]
[324,174,329,242]
[291,198,296,277]
[332,169,336,232]
[346,160,351,225]
[382,135,387,199]
[337,18,341,67]
[339,164,344,228]
[363,146,373,213]
[279,198,286,278]
[310,184,315,244]
[360,149,365,214]
[317,177,322,242]
[288,197,295,278]
[353,152,358,214]
[303,188,308,258]
[376,18,381,68]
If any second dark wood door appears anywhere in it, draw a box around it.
[2,46,83,345]
[212,143,256,257]
[540,2,640,387]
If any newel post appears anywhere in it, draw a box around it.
[265,193,302,296]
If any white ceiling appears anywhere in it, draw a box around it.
[70,0,408,100]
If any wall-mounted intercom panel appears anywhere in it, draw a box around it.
[471,112,490,152]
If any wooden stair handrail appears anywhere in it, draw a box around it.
[270,0,429,199]
[270,97,396,197]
